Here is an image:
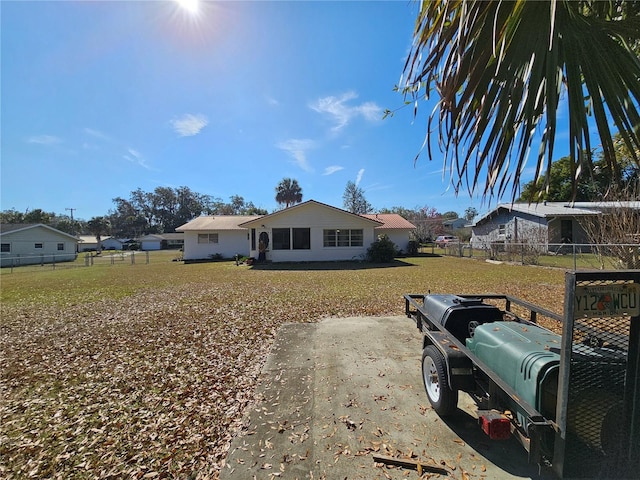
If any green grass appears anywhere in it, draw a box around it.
[0,253,567,479]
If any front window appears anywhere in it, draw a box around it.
[57,243,64,251]
[350,229,363,246]
[498,224,506,236]
[323,229,363,247]
[292,228,310,250]
[35,243,43,249]
[197,233,218,244]
[272,228,291,250]
[1,243,10,253]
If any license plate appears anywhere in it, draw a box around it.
[574,284,640,318]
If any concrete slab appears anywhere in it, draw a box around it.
[222,316,553,480]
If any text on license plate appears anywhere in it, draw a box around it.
[574,284,640,318]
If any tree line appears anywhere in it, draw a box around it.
[0,177,477,242]
[0,188,268,239]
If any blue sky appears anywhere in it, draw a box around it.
[2,0,561,221]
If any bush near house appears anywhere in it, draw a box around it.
[367,234,397,262]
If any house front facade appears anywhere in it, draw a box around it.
[239,200,384,263]
[0,224,78,267]
[177,201,416,263]
[471,201,640,248]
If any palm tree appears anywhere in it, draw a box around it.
[275,178,303,208]
[402,0,640,201]
[87,216,111,254]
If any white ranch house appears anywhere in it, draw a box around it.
[177,200,416,263]
[0,224,78,267]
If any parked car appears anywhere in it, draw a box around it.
[435,235,458,248]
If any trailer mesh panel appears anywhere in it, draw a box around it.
[560,275,637,478]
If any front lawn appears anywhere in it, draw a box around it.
[0,255,565,479]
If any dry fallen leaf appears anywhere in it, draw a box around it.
[1,256,565,479]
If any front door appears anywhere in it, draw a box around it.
[258,231,269,262]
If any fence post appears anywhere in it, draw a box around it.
[131,252,135,265]
[146,251,150,264]
[573,244,577,271]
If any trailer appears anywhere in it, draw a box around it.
[404,270,640,479]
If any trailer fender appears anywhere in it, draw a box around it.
[422,331,475,391]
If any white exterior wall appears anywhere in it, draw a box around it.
[247,203,378,262]
[1,226,77,266]
[182,230,250,260]
[140,238,162,251]
[101,238,124,250]
[376,229,411,253]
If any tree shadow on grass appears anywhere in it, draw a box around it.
[249,259,418,271]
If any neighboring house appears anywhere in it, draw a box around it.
[360,213,417,253]
[139,233,185,251]
[77,235,126,251]
[0,224,78,267]
[101,237,126,250]
[443,217,470,231]
[471,201,640,248]
[239,200,384,263]
[77,235,99,252]
[177,215,262,261]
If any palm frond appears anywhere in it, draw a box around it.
[403,0,640,201]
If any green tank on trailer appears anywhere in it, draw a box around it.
[465,321,561,431]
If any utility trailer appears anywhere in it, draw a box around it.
[404,270,640,478]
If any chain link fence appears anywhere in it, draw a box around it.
[423,242,640,270]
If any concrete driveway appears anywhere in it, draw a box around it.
[221,316,553,480]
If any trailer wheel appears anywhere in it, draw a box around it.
[422,345,458,416]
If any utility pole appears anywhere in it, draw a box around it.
[65,207,76,235]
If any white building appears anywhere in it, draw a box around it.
[177,215,262,261]
[0,224,78,267]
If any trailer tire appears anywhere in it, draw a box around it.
[422,345,458,416]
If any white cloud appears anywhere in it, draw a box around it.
[309,91,382,133]
[27,134,62,145]
[355,168,365,186]
[265,95,279,107]
[171,113,208,137]
[323,165,344,176]
[83,128,111,141]
[123,148,150,169]
[276,139,316,172]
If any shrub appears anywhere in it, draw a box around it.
[407,240,419,255]
[366,235,397,263]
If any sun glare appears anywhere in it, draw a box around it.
[175,0,200,15]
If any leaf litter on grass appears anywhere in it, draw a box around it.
[0,257,565,479]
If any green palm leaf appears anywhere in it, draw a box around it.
[403,0,640,201]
